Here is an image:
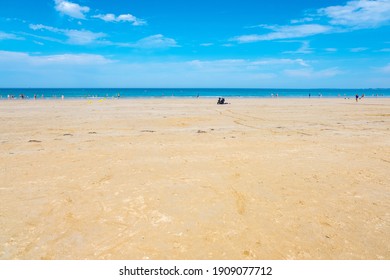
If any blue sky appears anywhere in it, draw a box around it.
[0,0,389,88]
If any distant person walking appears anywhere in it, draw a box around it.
[355,94,359,102]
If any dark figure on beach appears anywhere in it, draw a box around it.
[309,93,311,98]
[355,94,359,102]
[217,98,229,105]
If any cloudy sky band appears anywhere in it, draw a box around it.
[0,0,389,87]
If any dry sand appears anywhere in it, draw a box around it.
[0,98,389,260]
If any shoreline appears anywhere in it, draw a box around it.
[1,88,388,101]
[0,95,390,103]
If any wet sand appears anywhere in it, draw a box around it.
[0,98,389,259]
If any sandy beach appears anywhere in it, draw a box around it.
[0,98,389,260]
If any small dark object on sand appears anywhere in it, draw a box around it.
[217,97,229,105]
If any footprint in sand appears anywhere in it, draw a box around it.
[93,174,113,185]
[150,210,172,226]
[231,188,247,215]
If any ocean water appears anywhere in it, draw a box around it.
[0,88,389,99]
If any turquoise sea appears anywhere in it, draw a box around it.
[0,88,389,99]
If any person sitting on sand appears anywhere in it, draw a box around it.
[217,97,229,105]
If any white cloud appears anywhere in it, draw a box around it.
[110,34,179,49]
[378,48,390,52]
[283,41,313,54]
[290,17,314,24]
[0,50,116,87]
[250,58,309,67]
[53,1,146,25]
[54,0,90,19]
[21,31,64,44]
[350,47,368,52]
[378,63,390,73]
[233,0,390,44]
[187,58,310,71]
[93,13,147,26]
[4,17,27,24]
[284,67,343,78]
[325,48,338,52]
[200,43,214,47]
[118,14,146,26]
[232,24,332,43]
[188,59,245,69]
[318,0,390,29]
[0,50,114,65]
[36,53,113,65]
[30,24,60,32]
[29,24,177,49]
[0,53,356,87]
[0,54,280,87]
[0,31,24,40]
[130,34,179,48]
[65,29,106,45]
[94,13,116,22]
[29,24,106,45]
